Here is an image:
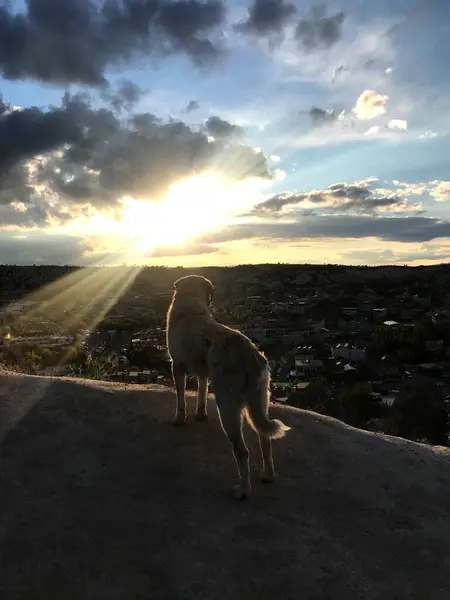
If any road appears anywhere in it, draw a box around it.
[87,330,132,360]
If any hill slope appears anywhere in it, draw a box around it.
[1,370,450,600]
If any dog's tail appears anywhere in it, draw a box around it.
[245,366,290,440]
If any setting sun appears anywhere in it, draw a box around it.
[122,174,227,250]
[116,173,263,257]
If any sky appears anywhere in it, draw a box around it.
[1,0,450,268]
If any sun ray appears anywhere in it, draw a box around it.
[2,265,141,358]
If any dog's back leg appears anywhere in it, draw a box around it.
[258,435,276,483]
[171,362,187,426]
[196,376,209,421]
[216,398,251,500]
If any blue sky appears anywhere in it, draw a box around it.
[1,0,450,267]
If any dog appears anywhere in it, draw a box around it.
[166,274,290,500]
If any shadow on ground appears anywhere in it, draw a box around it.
[1,372,450,599]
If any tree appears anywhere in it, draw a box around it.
[335,383,385,428]
[288,378,331,412]
[392,382,448,446]
[82,353,116,380]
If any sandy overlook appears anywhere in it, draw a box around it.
[1,369,450,599]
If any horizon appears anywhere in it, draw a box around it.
[1,0,450,268]
[2,261,450,270]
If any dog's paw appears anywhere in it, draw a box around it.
[172,414,187,426]
[232,484,251,501]
[195,411,208,422]
[260,467,276,484]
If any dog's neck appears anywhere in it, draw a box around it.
[169,293,211,318]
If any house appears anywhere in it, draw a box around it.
[400,308,415,321]
[337,316,359,332]
[271,381,294,400]
[432,311,450,328]
[373,308,387,323]
[425,339,444,354]
[370,391,398,407]
[288,301,306,315]
[383,320,401,328]
[285,381,312,407]
[295,358,324,379]
[295,382,312,392]
[310,318,327,332]
[295,346,315,361]
[333,344,367,362]
[282,330,310,345]
[380,354,402,378]
[417,362,445,376]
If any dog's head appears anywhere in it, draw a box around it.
[173,275,214,306]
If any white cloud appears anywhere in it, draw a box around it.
[365,126,380,135]
[269,154,280,163]
[274,168,286,181]
[387,119,407,131]
[382,180,450,203]
[385,67,393,74]
[353,90,388,120]
[387,182,430,198]
[430,181,450,202]
[419,130,438,139]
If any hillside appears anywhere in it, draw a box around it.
[1,370,450,599]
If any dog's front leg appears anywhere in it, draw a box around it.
[196,376,209,421]
[172,362,187,426]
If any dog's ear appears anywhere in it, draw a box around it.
[173,277,185,290]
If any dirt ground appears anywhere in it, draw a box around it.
[1,370,450,600]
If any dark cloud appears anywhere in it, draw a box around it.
[309,106,339,126]
[332,64,349,82]
[0,200,73,228]
[342,246,450,265]
[186,99,200,112]
[0,99,83,179]
[0,92,271,227]
[0,0,226,86]
[102,79,147,113]
[155,0,224,65]
[236,0,297,36]
[0,96,10,116]
[251,181,423,215]
[196,215,450,245]
[0,233,93,266]
[147,242,220,257]
[203,115,244,139]
[295,5,345,51]
[0,163,34,207]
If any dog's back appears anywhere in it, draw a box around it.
[208,328,288,439]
